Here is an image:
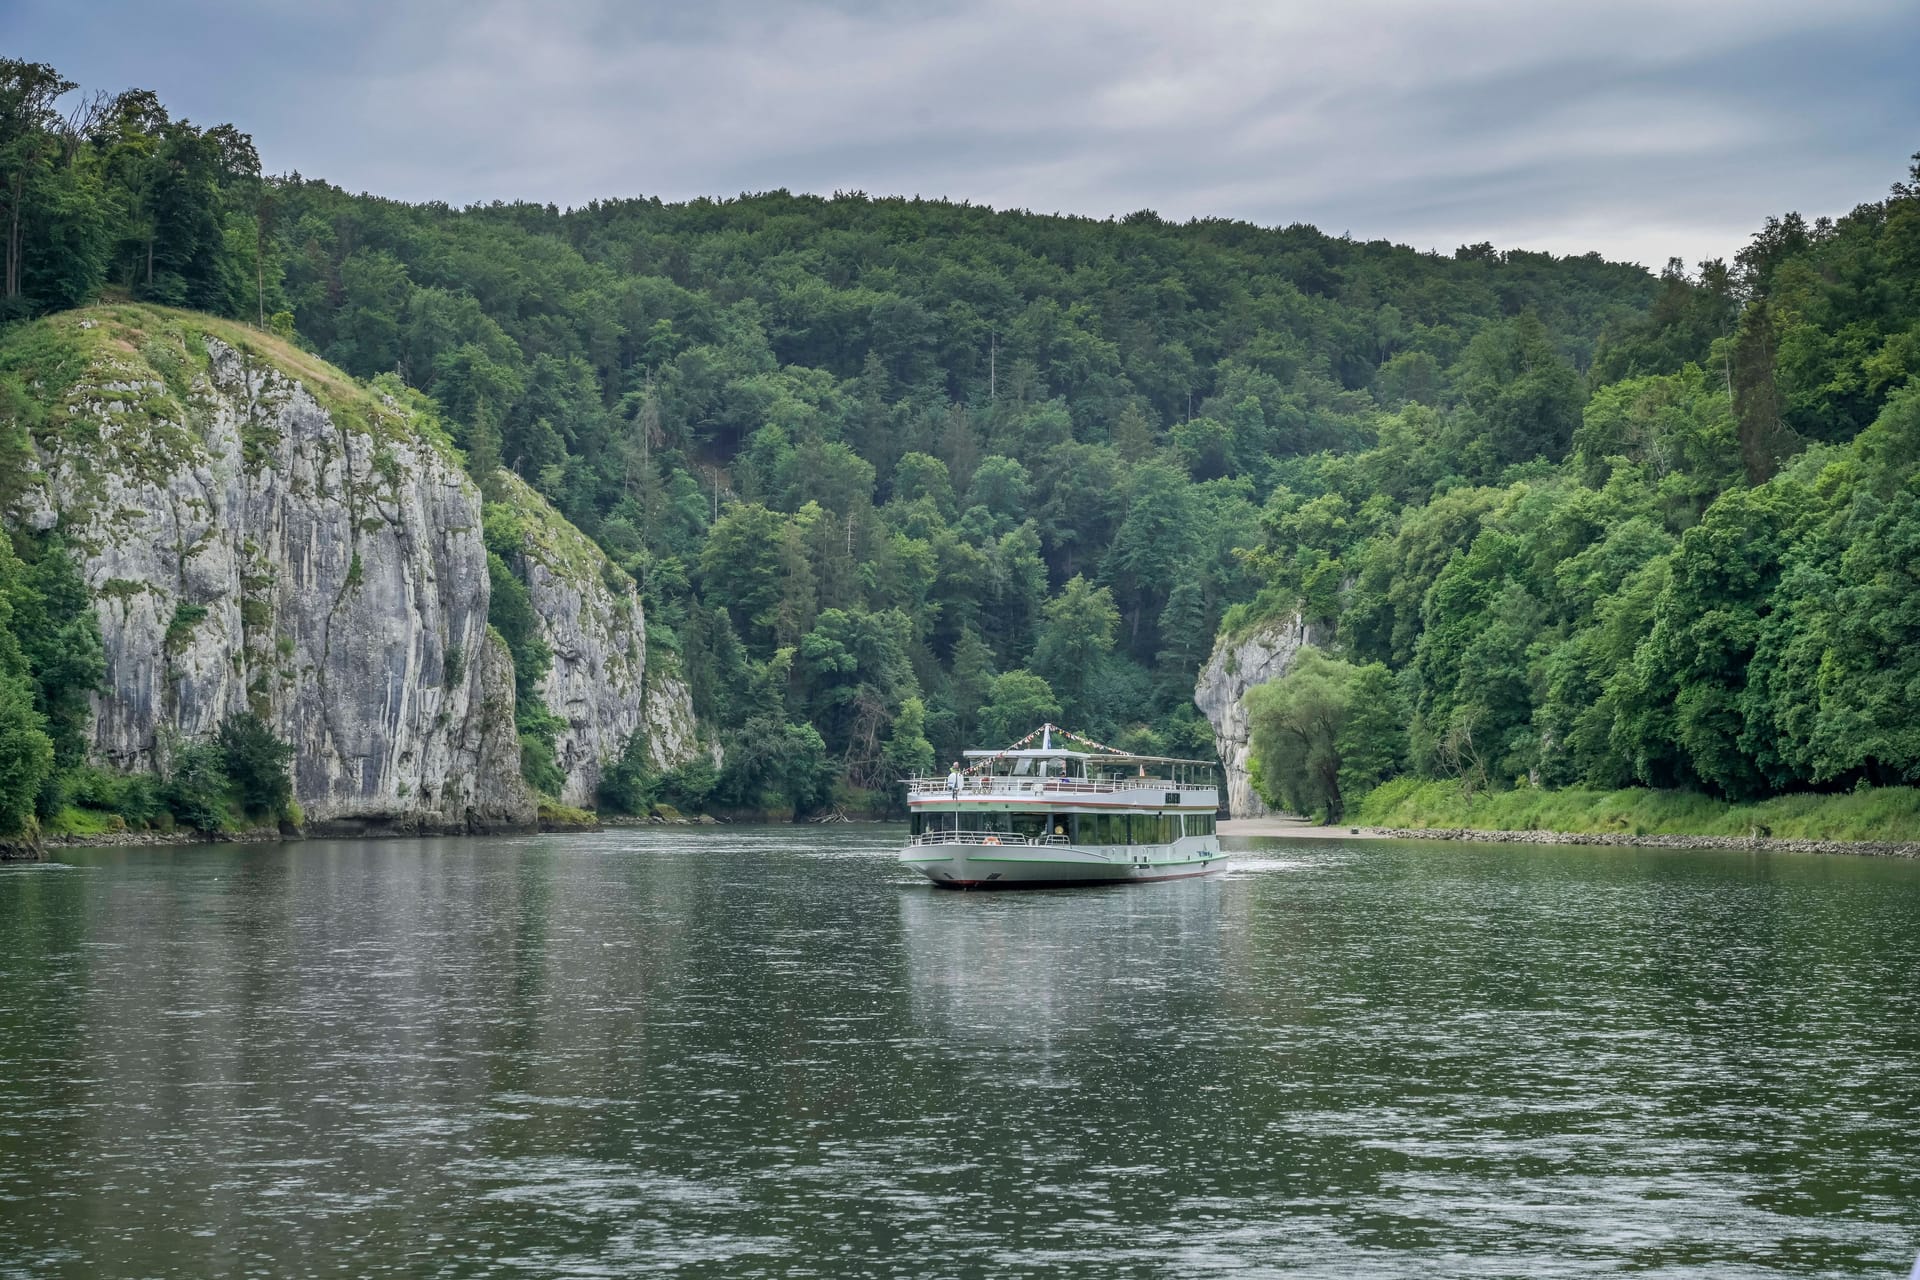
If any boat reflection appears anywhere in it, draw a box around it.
[897,879,1237,1048]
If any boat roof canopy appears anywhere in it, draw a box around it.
[960,748,1213,767]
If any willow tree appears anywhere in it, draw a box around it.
[1246,648,1405,822]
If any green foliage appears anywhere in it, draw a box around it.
[1227,161,1920,826]
[516,704,568,799]
[162,739,230,833]
[164,602,208,654]
[11,60,1920,828]
[1355,776,1920,843]
[977,670,1062,746]
[0,672,51,832]
[879,695,937,812]
[596,735,656,815]
[1245,647,1403,822]
[0,533,102,833]
[216,711,294,821]
[1032,575,1119,728]
[62,763,164,829]
[716,716,836,817]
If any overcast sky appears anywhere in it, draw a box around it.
[8,0,1916,270]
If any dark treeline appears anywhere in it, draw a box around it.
[4,57,1912,819]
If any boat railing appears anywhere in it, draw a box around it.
[909,830,1076,848]
[905,776,1216,799]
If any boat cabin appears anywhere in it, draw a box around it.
[904,725,1219,851]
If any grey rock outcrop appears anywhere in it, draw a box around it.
[640,655,712,773]
[1193,612,1321,817]
[12,309,535,831]
[496,473,649,807]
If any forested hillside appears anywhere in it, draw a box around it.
[3,55,1915,822]
[1244,165,1920,819]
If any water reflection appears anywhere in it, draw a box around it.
[0,832,1917,1277]
[899,878,1232,1047]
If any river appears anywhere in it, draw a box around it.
[2,829,1917,1277]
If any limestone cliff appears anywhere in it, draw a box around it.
[640,649,713,773]
[494,472,653,807]
[1193,612,1322,818]
[6,306,535,831]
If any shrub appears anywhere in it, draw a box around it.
[597,737,656,815]
[65,763,165,827]
[217,712,294,820]
[659,757,718,812]
[517,704,568,798]
[164,602,208,653]
[164,741,230,832]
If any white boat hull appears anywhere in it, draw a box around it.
[899,836,1227,889]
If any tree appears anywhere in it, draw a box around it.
[879,696,936,811]
[0,673,51,833]
[698,503,790,654]
[1337,663,1408,804]
[1032,576,1119,727]
[1245,648,1366,822]
[799,607,916,781]
[217,712,295,821]
[162,738,229,833]
[0,60,74,306]
[977,670,1062,746]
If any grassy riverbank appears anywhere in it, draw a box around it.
[1354,778,1920,843]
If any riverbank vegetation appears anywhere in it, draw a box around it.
[4,56,1917,833]
[0,527,298,841]
[1242,159,1920,824]
[0,57,1664,820]
[1355,777,1920,844]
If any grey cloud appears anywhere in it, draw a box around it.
[4,0,1915,268]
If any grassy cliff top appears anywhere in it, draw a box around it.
[490,469,636,597]
[0,303,458,467]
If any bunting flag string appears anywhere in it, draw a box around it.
[959,723,1133,774]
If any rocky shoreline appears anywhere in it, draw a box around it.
[1370,826,1920,859]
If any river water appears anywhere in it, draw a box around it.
[2,829,1918,1278]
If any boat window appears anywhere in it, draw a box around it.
[910,814,923,837]
[1011,812,1046,841]
[985,811,1011,833]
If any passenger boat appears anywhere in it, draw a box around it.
[899,724,1224,889]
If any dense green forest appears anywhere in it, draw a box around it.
[2,56,1916,825]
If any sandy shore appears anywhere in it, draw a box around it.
[1219,816,1389,840]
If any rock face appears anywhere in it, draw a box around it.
[497,473,648,808]
[10,307,535,831]
[1193,612,1321,818]
[640,652,712,773]
[493,473,708,804]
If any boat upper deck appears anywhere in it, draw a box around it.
[905,774,1218,805]
[905,723,1219,809]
